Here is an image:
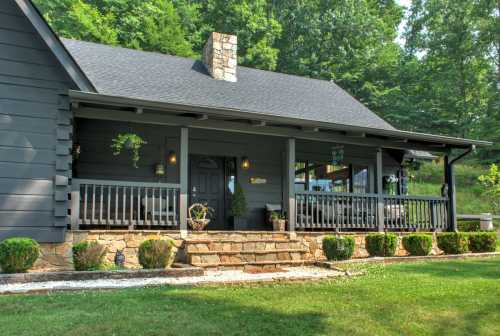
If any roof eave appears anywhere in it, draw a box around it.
[68,90,492,149]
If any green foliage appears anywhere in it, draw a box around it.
[0,238,40,273]
[402,234,433,256]
[458,221,480,232]
[468,232,497,253]
[110,133,147,168]
[72,241,106,271]
[436,232,469,254]
[138,239,174,269]
[322,235,355,261]
[231,182,247,218]
[365,233,398,257]
[478,164,500,214]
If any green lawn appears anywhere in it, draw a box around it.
[1,258,499,336]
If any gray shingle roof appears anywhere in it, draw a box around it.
[62,38,395,130]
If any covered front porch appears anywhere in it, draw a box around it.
[68,91,461,234]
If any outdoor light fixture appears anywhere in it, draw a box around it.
[241,156,250,170]
[114,250,125,268]
[155,163,165,176]
[168,151,177,165]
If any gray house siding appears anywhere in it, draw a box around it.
[0,1,73,242]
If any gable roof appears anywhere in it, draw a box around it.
[15,0,95,92]
[61,38,395,131]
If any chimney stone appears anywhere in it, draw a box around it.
[203,32,237,82]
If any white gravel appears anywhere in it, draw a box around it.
[0,267,345,294]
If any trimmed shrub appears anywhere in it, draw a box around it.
[322,236,355,261]
[0,237,40,273]
[468,232,497,253]
[138,239,174,269]
[402,234,433,256]
[458,221,480,232]
[365,233,398,257]
[72,241,106,271]
[436,232,469,254]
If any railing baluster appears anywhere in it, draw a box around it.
[83,184,88,224]
[129,186,134,230]
[107,185,110,225]
[99,184,103,224]
[91,184,96,223]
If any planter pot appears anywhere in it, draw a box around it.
[272,219,286,231]
[188,218,210,231]
[234,217,247,230]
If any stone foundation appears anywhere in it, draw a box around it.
[32,231,442,272]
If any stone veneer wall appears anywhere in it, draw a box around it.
[32,231,442,272]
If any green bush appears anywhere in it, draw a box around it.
[468,232,497,253]
[322,236,355,261]
[0,237,40,273]
[72,241,106,271]
[458,221,480,232]
[138,239,174,269]
[402,234,433,256]
[436,232,469,254]
[365,233,398,257]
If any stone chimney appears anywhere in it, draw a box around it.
[202,32,237,82]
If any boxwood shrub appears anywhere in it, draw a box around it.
[365,233,398,257]
[138,239,174,269]
[0,237,40,273]
[436,232,469,254]
[402,234,433,256]
[468,232,497,253]
[72,241,106,271]
[322,235,355,261]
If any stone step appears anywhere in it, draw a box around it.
[191,259,315,271]
[187,232,291,241]
[186,240,305,253]
[188,249,309,265]
[188,248,308,255]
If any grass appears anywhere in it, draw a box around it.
[0,258,499,336]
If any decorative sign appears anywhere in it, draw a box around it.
[250,177,267,185]
[331,145,344,165]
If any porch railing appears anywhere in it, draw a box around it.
[295,191,448,231]
[71,179,181,229]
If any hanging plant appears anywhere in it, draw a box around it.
[110,133,147,168]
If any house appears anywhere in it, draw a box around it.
[0,0,491,250]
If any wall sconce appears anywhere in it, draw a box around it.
[241,156,250,170]
[155,163,165,176]
[167,151,177,165]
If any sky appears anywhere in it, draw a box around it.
[396,0,412,46]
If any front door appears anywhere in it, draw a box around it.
[189,155,226,229]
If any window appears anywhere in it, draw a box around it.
[295,161,369,193]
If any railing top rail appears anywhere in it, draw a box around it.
[383,194,448,201]
[72,178,181,190]
[295,191,378,197]
[295,190,448,201]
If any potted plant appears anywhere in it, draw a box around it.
[231,182,247,229]
[270,211,286,231]
[188,203,214,231]
[110,133,147,168]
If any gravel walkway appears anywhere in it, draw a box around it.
[0,267,345,294]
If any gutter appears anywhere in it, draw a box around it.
[449,145,476,165]
[68,90,492,149]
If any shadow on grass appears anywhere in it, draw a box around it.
[0,286,330,336]
[389,258,500,280]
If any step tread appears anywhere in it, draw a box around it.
[187,248,308,255]
[192,260,315,268]
[185,238,300,243]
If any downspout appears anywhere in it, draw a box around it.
[445,145,476,231]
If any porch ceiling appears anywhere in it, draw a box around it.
[69,90,491,153]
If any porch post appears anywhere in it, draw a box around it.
[376,148,384,232]
[286,138,296,232]
[179,127,189,237]
[444,155,457,231]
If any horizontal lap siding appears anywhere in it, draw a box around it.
[0,2,72,242]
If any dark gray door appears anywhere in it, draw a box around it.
[189,155,226,230]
